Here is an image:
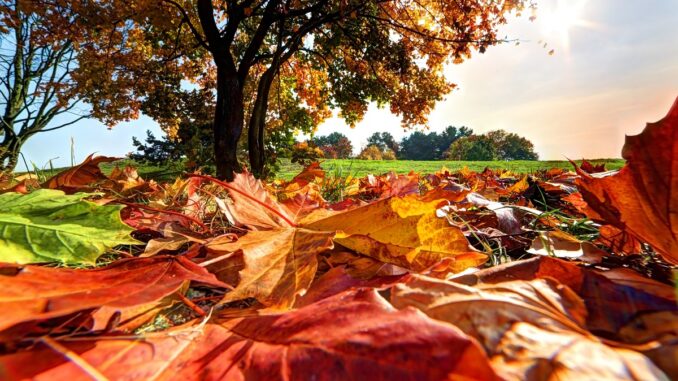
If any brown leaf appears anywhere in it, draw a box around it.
[596,224,644,255]
[452,256,677,337]
[206,228,335,309]
[0,289,499,381]
[42,154,118,193]
[580,159,607,173]
[575,97,678,263]
[0,256,229,333]
[492,322,665,381]
[392,275,667,380]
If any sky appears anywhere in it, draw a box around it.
[19,0,678,169]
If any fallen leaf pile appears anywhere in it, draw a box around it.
[0,99,676,380]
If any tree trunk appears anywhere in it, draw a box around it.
[0,135,22,176]
[248,69,275,178]
[213,67,244,181]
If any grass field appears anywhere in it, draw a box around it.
[19,158,625,182]
[275,158,625,180]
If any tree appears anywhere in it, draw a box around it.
[0,1,86,174]
[367,132,399,155]
[399,131,438,160]
[487,129,538,160]
[334,137,353,159]
[446,135,495,161]
[445,129,538,161]
[437,126,473,154]
[382,148,397,160]
[130,131,183,165]
[313,132,353,159]
[49,0,531,179]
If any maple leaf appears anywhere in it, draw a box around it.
[392,275,668,380]
[596,224,644,255]
[580,159,607,173]
[207,172,296,230]
[104,165,157,194]
[206,228,335,309]
[204,172,483,308]
[0,255,229,333]
[0,289,499,381]
[575,97,678,263]
[42,155,118,193]
[304,193,486,273]
[294,266,409,307]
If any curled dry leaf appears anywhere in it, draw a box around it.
[575,97,678,263]
[0,255,229,333]
[528,229,607,261]
[392,275,668,380]
[452,256,677,336]
[42,154,119,193]
[493,322,666,381]
[0,289,499,381]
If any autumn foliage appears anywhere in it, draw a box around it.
[0,99,676,380]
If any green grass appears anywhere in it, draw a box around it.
[16,158,624,182]
[276,158,625,180]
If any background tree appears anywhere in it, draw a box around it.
[0,1,86,174]
[446,135,495,160]
[130,131,183,165]
[399,131,437,160]
[486,129,539,160]
[52,0,531,179]
[445,129,538,161]
[436,126,473,154]
[398,126,473,160]
[312,132,353,159]
[367,132,399,155]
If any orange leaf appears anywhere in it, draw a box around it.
[206,228,335,309]
[0,256,229,333]
[575,98,678,263]
[0,289,499,381]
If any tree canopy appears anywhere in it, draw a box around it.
[312,132,353,159]
[0,1,87,173]
[446,129,539,161]
[399,126,473,160]
[33,0,532,179]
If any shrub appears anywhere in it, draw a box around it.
[357,145,383,160]
[382,149,397,160]
[291,141,324,165]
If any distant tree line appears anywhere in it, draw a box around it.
[310,126,538,161]
[130,125,538,169]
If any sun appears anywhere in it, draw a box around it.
[541,0,591,51]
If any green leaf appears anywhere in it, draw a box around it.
[0,190,139,265]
